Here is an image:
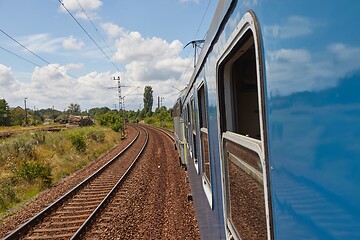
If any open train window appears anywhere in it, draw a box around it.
[198,82,212,208]
[217,12,271,240]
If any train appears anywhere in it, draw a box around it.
[173,0,360,239]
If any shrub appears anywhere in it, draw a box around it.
[33,131,46,144]
[97,111,123,132]
[0,178,18,211]
[69,131,87,152]
[145,117,155,125]
[87,129,105,143]
[17,161,52,187]
[111,122,122,132]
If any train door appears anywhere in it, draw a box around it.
[198,82,213,208]
[217,12,272,240]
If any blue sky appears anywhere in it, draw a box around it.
[0,0,217,111]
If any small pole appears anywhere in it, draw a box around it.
[24,98,28,125]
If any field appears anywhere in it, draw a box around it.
[0,125,122,216]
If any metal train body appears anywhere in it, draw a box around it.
[173,0,360,239]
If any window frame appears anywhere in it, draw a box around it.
[216,11,272,240]
[190,97,200,173]
[197,80,213,208]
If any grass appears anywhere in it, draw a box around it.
[0,125,121,216]
[0,123,63,133]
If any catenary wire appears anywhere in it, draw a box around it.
[178,0,213,86]
[0,28,78,79]
[194,0,213,40]
[58,0,121,72]
[74,0,117,56]
[0,45,42,68]
[0,43,100,90]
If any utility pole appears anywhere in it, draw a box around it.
[111,76,126,138]
[113,76,122,113]
[160,97,164,108]
[108,77,139,137]
[52,105,55,122]
[158,96,164,109]
[24,98,28,126]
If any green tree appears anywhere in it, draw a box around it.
[143,86,153,115]
[37,108,61,121]
[67,103,81,115]
[88,107,111,117]
[97,111,123,132]
[0,99,11,126]
[10,107,26,126]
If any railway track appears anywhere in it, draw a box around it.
[81,124,199,239]
[4,125,148,240]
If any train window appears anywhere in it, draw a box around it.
[219,30,260,138]
[198,83,212,207]
[191,98,199,173]
[217,12,270,240]
[223,134,267,239]
[187,102,192,157]
[184,105,189,140]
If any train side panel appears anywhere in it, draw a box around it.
[176,0,360,239]
[256,1,360,239]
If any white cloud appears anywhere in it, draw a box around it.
[264,16,313,39]
[0,64,19,92]
[59,0,103,20]
[99,22,193,108]
[60,0,102,11]
[66,63,84,70]
[111,26,190,85]
[179,0,200,4]
[1,20,192,110]
[20,34,63,53]
[328,43,360,62]
[62,36,85,50]
[241,0,259,8]
[101,22,126,39]
[268,49,311,63]
[0,63,115,110]
[266,44,360,96]
[0,64,24,107]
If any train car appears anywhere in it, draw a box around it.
[174,0,360,239]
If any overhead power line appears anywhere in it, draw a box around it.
[58,0,121,72]
[0,29,50,66]
[74,0,116,56]
[178,0,213,85]
[194,0,213,40]
[0,45,41,68]
[0,40,99,90]
[0,28,81,80]
[0,45,98,90]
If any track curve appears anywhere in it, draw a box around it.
[4,126,148,240]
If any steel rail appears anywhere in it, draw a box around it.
[71,125,149,239]
[4,127,141,240]
[143,124,174,141]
